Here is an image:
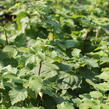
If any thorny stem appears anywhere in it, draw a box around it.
[38,60,43,76]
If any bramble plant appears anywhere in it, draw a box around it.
[0,0,109,109]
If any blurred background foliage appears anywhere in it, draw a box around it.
[0,0,109,109]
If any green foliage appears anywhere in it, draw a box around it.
[9,88,28,105]
[0,0,109,109]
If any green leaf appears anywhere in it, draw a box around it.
[60,74,81,90]
[90,91,103,98]
[48,32,54,41]
[3,46,17,58]
[85,58,99,68]
[87,79,109,92]
[64,40,79,49]
[79,101,101,109]
[57,102,74,109]
[2,65,17,74]
[16,11,28,30]
[9,106,44,109]
[100,57,109,64]
[96,82,109,92]
[101,104,109,109]
[28,76,42,93]
[71,48,81,57]
[97,68,109,81]
[9,88,28,105]
[0,104,7,109]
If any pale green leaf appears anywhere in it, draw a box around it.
[28,76,42,93]
[71,48,81,57]
[9,88,28,105]
[97,68,109,81]
[57,102,74,109]
[3,46,17,58]
[86,58,98,68]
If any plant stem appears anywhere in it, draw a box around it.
[38,60,42,76]
[3,27,8,45]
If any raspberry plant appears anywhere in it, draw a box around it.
[0,0,109,109]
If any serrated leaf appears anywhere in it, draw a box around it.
[71,48,81,57]
[86,58,98,68]
[3,46,17,58]
[28,76,42,93]
[100,57,109,64]
[61,74,80,90]
[9,88,28,105]
[97,68,109,81]
[87,79,109,92]
[96,82,109,92]
[90,91,103,98]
